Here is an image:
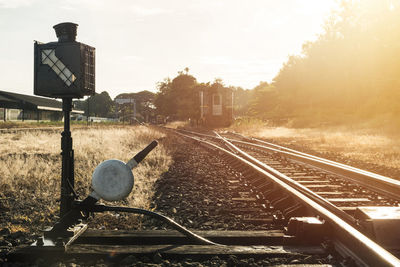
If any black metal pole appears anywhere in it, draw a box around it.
[60,98,74,217]
[87,97,89,126]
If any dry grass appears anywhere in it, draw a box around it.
[228,121,400,172]
[0,126,172,232]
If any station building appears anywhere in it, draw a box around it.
[0,90,83,121]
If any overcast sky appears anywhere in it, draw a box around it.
[0,0,336,98]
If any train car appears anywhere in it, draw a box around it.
[199,85,233,127]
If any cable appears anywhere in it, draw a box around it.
[87,204,222,246]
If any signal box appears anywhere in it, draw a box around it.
[34,23,95,99]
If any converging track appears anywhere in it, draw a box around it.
[170,127,400,266]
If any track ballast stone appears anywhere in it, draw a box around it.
[146,136,273,231]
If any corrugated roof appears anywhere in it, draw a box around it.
[0,90,83,113]
[0,93,23,109]
[0,90,62,109]
[0,94,18,103]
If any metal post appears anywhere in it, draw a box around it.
[60,98,74,217]
[200,91,204,119]
[133,99,136,121]
[232,91,234,121]
[87,97,89,126]
[115,102,118,122]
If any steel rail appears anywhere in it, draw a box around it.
[175,128,400,201]
[172,129,400,267]
[253,135,400,184]
[229,130,400,186]
[213,132,357,226]
[225,136,400,202]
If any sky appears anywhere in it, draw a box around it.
[0,0,337,98]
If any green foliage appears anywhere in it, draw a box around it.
[154,70,200,120]
[231,87,253,116]
[74,91,114,117]
[248,82,278,118]
[115,91,156,121]
[154,70,235,120]
[247,0,400,128]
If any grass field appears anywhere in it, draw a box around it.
[0,126,171,233]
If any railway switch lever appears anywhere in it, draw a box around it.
[44,140,158,237]
[90,140,158,202]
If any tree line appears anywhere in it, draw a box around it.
[78,70,233,124]
[246,0,400,128]
[154,69,231,121]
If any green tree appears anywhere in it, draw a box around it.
[74,91,114,117]
[154,70,198,120]
[115,91,156,121]
[269,0,400,126]
[87,91,114,117]
[248,82,277,118]
[154,78,174,116]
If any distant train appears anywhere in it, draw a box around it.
[199,86,233,127]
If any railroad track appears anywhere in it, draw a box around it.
[0,126,64,133]
[170,127,400,266]
[0,124,134,134]
[7,125,400,266]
